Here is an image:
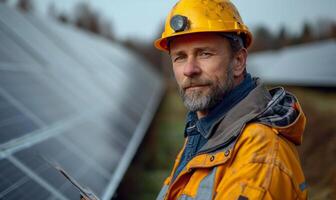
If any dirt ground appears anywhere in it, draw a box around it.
[116,84,336,200]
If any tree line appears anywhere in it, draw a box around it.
[9,0,336,73]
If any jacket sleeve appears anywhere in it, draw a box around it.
[214,123,307,200]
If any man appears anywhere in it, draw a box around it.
[154,0,308,199]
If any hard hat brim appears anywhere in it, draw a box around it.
[154,29,253,52]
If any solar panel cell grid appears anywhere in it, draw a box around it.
[2,177,52,200]
[64,119,124,173]
[14,137,109,198]
[0,95,39,144]
[0,159,52,200]
[0,25,39,65]
[0,71,78,124]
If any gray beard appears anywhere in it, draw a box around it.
[179,63,234,112]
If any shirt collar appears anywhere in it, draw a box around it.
[184,73,256,139]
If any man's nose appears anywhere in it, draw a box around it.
[183,57,201,77]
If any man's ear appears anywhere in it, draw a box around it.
[232,48,247,77]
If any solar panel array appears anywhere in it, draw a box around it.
[0,4,164,200]
[248,40,336,87]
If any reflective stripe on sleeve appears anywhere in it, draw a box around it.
[156,185,169,200]
[195,168,216,199]
[178,167,217,200]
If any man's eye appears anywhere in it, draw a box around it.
[199,52,212,58]
[173,56,185,62]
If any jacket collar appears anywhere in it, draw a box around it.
[198,79,272,154]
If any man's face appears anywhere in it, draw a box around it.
[169,33,235,112]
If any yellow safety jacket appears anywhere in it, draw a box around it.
[157,83,307,200]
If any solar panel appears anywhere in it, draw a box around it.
[0,4,164,200]
[248,40,336,86]
[0,158,55,200]
[0,94,39,144]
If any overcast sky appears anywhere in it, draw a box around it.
[23,0,336,41]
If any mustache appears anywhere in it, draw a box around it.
[181,78,213,89]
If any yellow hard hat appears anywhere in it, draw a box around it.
[154,0,253,52]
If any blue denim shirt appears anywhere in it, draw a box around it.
[172,73,256,181]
